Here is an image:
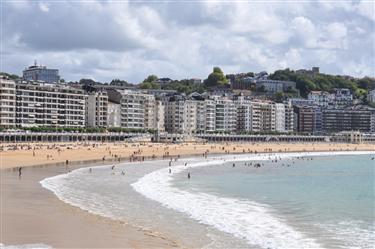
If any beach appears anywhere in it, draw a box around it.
[1,141,374,169]
[0,162,180,249]
[1,141,374,248]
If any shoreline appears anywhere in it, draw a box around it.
[1,142,374,248]
[1,159,181,249]
[1,141,374,170]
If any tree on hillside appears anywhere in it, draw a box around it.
[269,69,373,98]
[139,81,160,89]
[204,67,228,87]
[143,75,158,83]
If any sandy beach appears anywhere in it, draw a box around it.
[1,141,374,248]
[1,141,374,169]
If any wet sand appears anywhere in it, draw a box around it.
[1,163,179,248]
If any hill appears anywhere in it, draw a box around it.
[269,69,374,99]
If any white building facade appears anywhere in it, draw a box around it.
[0,77,16,128]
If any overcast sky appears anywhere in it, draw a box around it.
[2,0,374,83]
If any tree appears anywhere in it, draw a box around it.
[204,67,228,87]
[139,81,160,89]
[143,75,158,83]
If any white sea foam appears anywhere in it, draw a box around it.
[131,151,374,249]
[40,151,374,249]
[0,244,52,249]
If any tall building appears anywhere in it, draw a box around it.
[164,96,186,133]
[0,76,16,128]
[250,101,276,132]
[235,98,253,132]
[119,91,160,130]
[275,103,286,132]
[214,98,237,132]
[23,62,60,83]
[294,106,313,133]
[284,102,294,132]
[86,91,108,127]
[154,100,165,132]
[368,89,375,104]
[107,101,121,128]
[15,82,85,127]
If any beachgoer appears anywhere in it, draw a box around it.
[18,167,22,178]
[188,171,191,179]
[169,168,171,174]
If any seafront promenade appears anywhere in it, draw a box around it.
[1,131,375,144]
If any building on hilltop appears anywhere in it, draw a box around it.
[296,67,319,77]
[23,62,60,83]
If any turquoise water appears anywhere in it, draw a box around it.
[40,153,375,248]
[172,154,375,248]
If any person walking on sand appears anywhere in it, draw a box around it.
[18,167,22,178]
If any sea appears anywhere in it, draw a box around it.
[40,151,375,249]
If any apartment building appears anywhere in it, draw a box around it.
[119,91,160,130]
[164,96,185,133]
[284,102,294,132]
[0,76,16,128]
[86,91,108,127]
[15,82,85,127]
[154,100,165,132]
[214,98,237,132]
[235,98,252,132]
[250,101,276,132]
[294,106,322,134]
[322,109,373,133]
[107,100,121,128]
[275,103,286,132]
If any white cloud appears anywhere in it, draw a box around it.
[38,2,49,13]
[2,0,374,82]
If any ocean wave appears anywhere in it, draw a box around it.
[131,151,374,249]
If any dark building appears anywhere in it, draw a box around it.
[322,109,373,133]
[23,62,60,83]
[294,106,322,134]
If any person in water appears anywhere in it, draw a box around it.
[187,171,191,179]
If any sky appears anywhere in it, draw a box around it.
[1,0,374,83]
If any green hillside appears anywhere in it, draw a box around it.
[269,69,374,99]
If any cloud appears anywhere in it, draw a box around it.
[38,2,49,12]
[2,0,374,82]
